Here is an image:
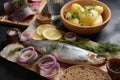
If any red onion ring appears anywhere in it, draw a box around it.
[18,46,38,64]
[20,31,34,42]
[38,55,57,72]
[40,62,60,79]
[33,51,39,60]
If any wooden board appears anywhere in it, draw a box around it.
[0,44,114,80]
[0,0,47,27]
[20,21,120,80]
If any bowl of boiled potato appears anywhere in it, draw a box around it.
[60,0,111,35]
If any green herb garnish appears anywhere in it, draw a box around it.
[12,0,30,7]
[8,47,23,57]
[43,45,57,55]
[71,12,78,19]
[58,39,120,57]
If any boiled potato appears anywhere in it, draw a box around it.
[86,9,99,25]
[64,3,104,26]
[85,6,104,14]
[78,12,91,26]
[78,12,86,21]
[84,6,94,11]
[68,18,80,25]
[71,3,85,12]
[65,12,73,19]
[94,6,104,14]
[92,15,103,26]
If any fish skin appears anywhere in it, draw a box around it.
[26,40,106,65]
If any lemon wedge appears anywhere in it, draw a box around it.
[36,24,56,36]
[42,28,62,40]
[33,30,44,40]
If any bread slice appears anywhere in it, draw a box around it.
[60,65,112,80]
[0,0,47,27]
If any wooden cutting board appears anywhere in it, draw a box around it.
[0,0,47,27]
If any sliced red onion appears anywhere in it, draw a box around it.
[40,62,60,79]
[18,46,38,64]
[64,32,77,41]
[9,7,34,22]
[34,51,39,60]
[38,55,57,72]
[20,31,34,42]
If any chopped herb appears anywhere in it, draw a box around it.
[80,23,84,26]
[12,0,30,7]
[42,45,57,56]
[58,39,120,57]
[8,47,23,57]
[71,12,78,19]
[87,8,93,12]
[97,43,120,53]
[64,12,67,16]
[28,54,42,65]
[28,58,36,65]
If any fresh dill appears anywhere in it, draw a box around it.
[71,12,78,19]
[43,45,57,55]
[58,39,120,57]
[12,0,30,7]
[8,47,23,57]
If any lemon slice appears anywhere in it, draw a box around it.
[36,24,56,36]
[33,30,44,40]
[42,28,62,40]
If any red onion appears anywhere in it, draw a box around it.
[18,46,38,64]
[38,55,60,79]
[38,55,57,72]
[20,31,34,42]
[40,62,60,79]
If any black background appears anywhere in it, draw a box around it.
[0,0,120,80]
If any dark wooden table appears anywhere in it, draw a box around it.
[0,0,120,80]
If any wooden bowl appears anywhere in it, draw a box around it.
[60,0,111,35]
[106,58,120,79]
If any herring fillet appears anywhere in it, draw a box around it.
[26,40,106,65]
[0,43,24,62]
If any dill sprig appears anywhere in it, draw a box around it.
[12,0,30,7]
[43,45,57,55]
[58,39,120,57]
[8,47,23,57]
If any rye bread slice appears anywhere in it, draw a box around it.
[60,65,112,80]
